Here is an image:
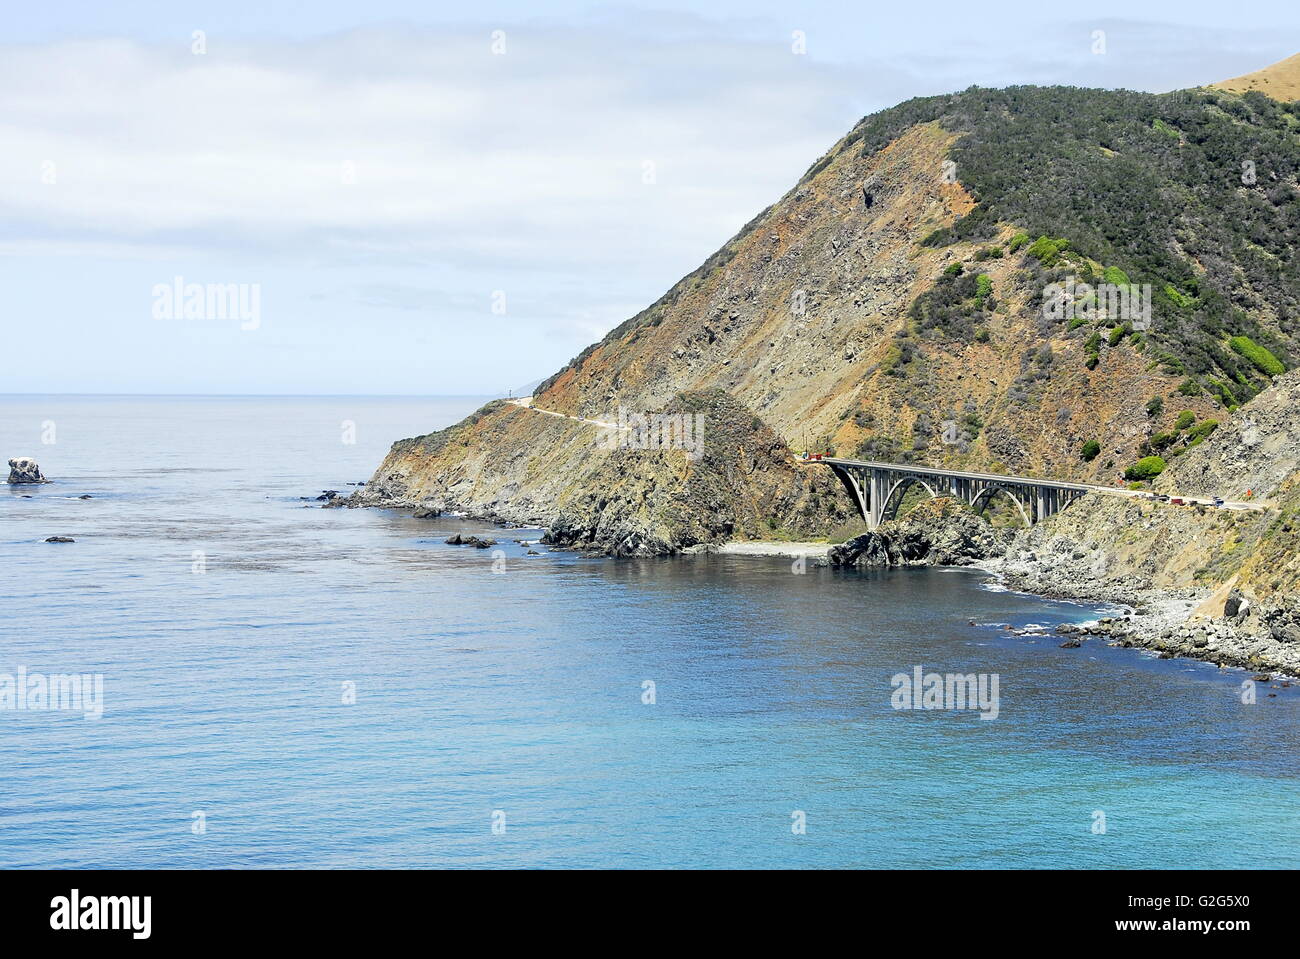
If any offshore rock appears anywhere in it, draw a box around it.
[8,457,49,484]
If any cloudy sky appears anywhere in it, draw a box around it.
[4,1,1299,394]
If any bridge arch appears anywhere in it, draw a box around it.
[970,484,1032,527]
[880,475,939,525]
[826,464,868,522]
[815,458,1096,530]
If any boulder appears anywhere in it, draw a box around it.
[828,498,1013,568]
[7,457,48,484]
[828,531,892,567]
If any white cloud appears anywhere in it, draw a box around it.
[2,9,1293,393]
[0,19,882,275]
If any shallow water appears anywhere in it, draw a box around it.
[2,395,1297,868]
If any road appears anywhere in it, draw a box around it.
[508,397,1267,512]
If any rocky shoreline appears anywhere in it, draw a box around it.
[821,495,1300,678]
[991,567,1300,679]
[341,480,1300,678]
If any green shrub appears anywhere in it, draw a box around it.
[1187,419,1219,441]
[1146,396,1164,418]
[1152,118,1180,138]
[973,274,993,308]
[944,262,963,276]
[1007,232,1030,253]
[834,86,1300,401]
[1228,336,1285,377]
[1108,323,1131,347]
[1084,330,1101,368]
[1176,378,1201,396]
[1174,410,1195,431]
[1209,379,1238,408]
[1081,439,1101,461]
[880,344,906,375]
[1101,265,1131,287]
[1124,456,1167,481]
[1027,235,1070,266]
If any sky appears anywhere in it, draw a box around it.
[3,1,1299,394]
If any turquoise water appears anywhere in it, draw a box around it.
[2,395,1297,868]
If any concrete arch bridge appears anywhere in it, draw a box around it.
[817,458,1097,530]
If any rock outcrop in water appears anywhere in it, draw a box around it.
[445,534,497,548]
[7,457,48,484]
[829,498,1013,568]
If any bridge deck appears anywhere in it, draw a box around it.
[817,458,1101,492]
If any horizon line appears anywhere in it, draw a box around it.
[0,392,505,399]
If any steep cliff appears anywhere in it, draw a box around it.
[357,79,1300,557]
[985,365,1300,674]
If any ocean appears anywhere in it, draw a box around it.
[2,395,1297,868]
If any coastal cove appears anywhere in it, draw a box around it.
[3,395,1299,869]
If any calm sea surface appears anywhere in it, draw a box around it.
[1,395,1297,868]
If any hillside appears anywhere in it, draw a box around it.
[994,366,1300,673]
[1212,52,1300,101]
[355,76,1300,557]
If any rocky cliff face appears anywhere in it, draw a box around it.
[358,80,1300,560]
[540,390,855,555]
[983,365,1300,674]
[355,390,853,554]
[829,497,1013,568]
[1152,368,1300,502]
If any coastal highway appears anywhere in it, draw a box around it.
[506,396,629,432]
[506,397,1267,513]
